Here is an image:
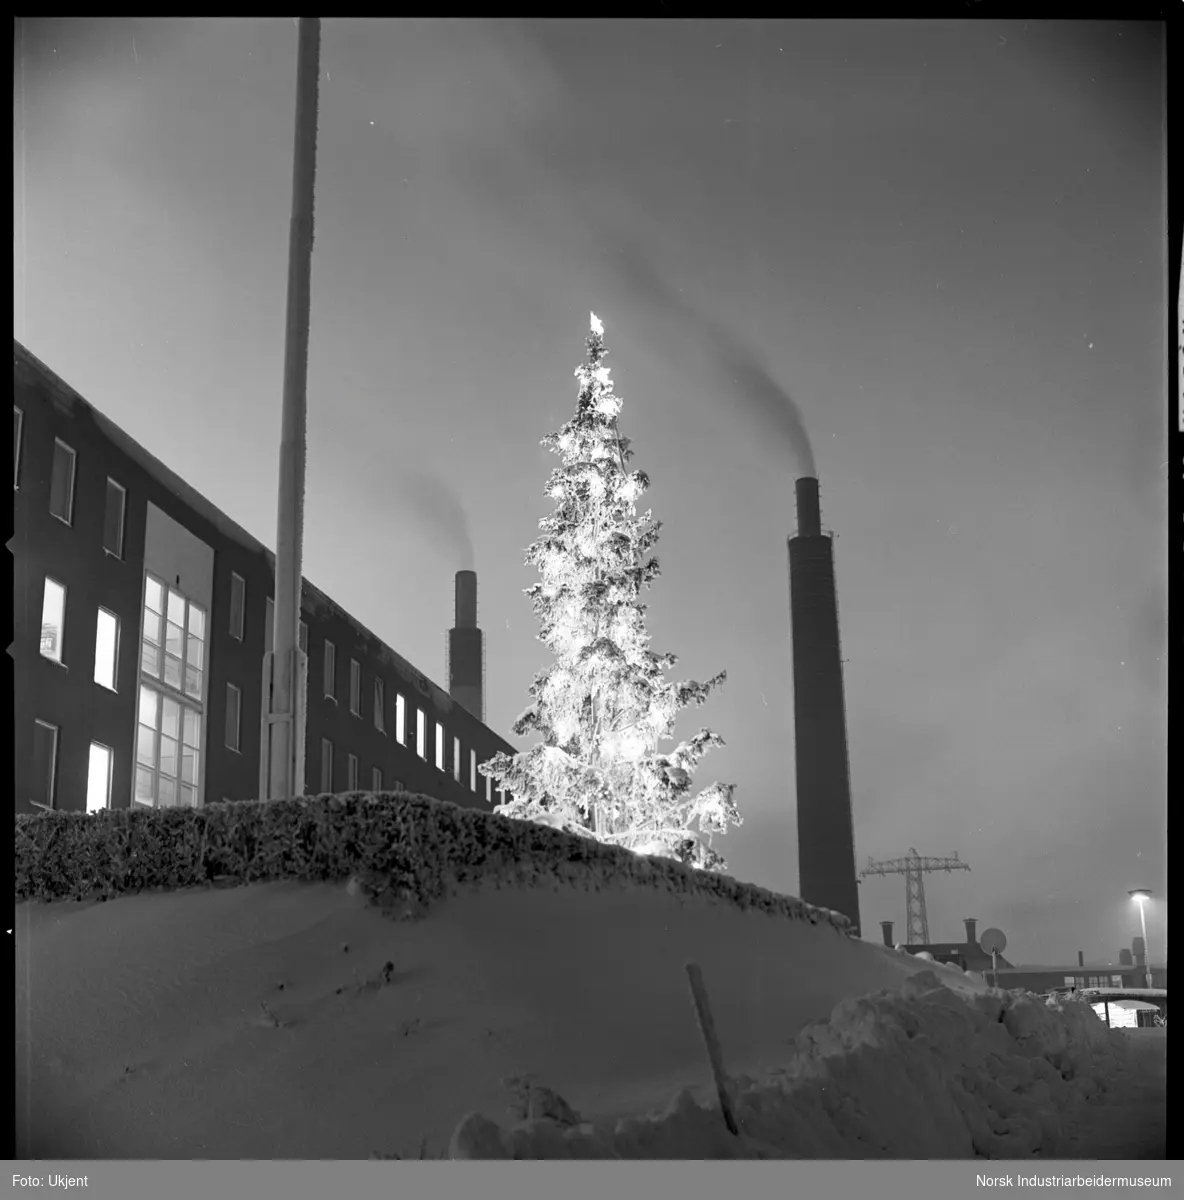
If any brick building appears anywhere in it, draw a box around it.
[13,340,515,816]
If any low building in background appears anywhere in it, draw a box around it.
[13,340,516,817]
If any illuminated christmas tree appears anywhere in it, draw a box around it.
[480,313,739,871]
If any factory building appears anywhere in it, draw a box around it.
[13,340,514,817]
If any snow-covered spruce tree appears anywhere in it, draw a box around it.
[480,313,739,871]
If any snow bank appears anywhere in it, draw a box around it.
[448,972,1131,1159]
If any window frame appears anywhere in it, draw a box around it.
[40,576,67,665]
[374,677,385,733]
[14,405,23,489]
[435,722,445,771]
[470,748,477,792]
[94,606,120,691]
[395,694,406,745]
[320,737,334,792]
[416,709,427,761]
[349,659,361,716]
[225,682,242,752]
[347,752,359,791]
[324,640,337,701]
[103,478,127,559]
[49,438,77,525]
[86,741,114,813]
[31,719,59,810]
[229,573,246,641]
[372,765,383,791]
[453,736,461,782]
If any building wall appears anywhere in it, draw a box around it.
[13,341,516,817]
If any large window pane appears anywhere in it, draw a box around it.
[86,743,113,813]
[186,634,203,672]
[188,603,205,641]
[143,608,162,645]
[145,576,164,614]
[158,777,176,807]
[167,590,185,628]
[161,696,180,741]
[184,665,202,700]
[166,620,184,658]
[159,736,178,780]
[139,685,159,729]
[163,654,182,689]
[183,708,201,750]
[40,578,66,662]
[181,746,198,784]
[141,642,161,678]
[135,767,154,805]
[137,724,157,768]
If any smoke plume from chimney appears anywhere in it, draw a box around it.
[387,464,475,571]
[611,243,816,477]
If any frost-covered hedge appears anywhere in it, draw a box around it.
[14,791,853,935]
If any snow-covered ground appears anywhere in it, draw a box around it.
[14,871,1162,1159]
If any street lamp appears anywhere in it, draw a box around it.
[1128,889,1153,990]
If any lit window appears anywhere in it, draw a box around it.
[40,577,66,663]
[31,720,58,809]
[135,682,201,809]
[225,683,242,752]
[320,738,334,792]
[347,753,359,790]
[453,736,461,782]
[416,709,426,760]
[1064,977,1076,988]
[395,694,406,745]
[49,438,76,524]
[229,574,245,640]
[485,774,492,804]
[435,723,445,770]
[470,749,477,792]
[104,479,126,559]
[13,405,23,489]
[324,641,336,700]
[374,677,385,732]
[350,659,361,716]
[94,608,119,690]
[372,766,383,791]
[86,743,113,813]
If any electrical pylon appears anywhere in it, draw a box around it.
[860,848,970,945]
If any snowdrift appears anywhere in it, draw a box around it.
[449,971,1134,1159]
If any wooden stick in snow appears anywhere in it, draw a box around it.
[684,961,740,1137]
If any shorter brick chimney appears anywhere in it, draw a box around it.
[1119,948,1133,966]
[880,920,894,947]
[1077,950,1084,967]
[963,918,978,947]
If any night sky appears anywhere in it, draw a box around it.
[14,19,1167,965]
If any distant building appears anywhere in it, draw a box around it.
[877,918,1011,973]
[14,340,516,816]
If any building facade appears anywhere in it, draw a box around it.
[13,340,516,817]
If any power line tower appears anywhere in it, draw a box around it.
[860,848,970,945]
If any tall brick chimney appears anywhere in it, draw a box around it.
[880,920,894,947]
[963,918,978,947]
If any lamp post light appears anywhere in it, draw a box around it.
[1128,889,1153,990]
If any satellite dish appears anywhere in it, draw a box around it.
[980,928,1007,954]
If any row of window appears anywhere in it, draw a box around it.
[15,407,128,558]
[1064,974,1125,989]
[29,719,114,813]
[39,576,122,691]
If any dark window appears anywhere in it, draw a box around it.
[324,641,336,700]
[225,683,242,751]
[350,659,361,715]
[49,439,76,524]
[14,406,23,489]
[229,574,245,641]
[372,766,383,791]
[374,677,385,732]
[32,720,59,809]
[347,753,358,790]
[103,478,126,558]
[298,620,308,653]
[320,738,334,792]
